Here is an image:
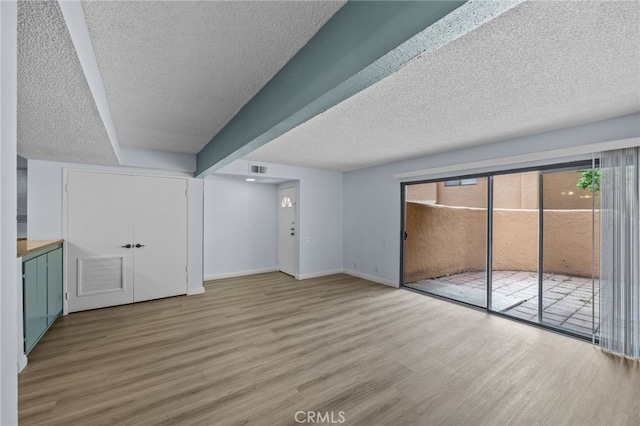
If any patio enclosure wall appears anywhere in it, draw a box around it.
[407,171,597,210]
[405,202,599,282]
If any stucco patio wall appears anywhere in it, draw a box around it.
[406,172,599,210]
[405,202,599,283]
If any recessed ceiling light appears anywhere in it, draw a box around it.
[245,178,256,182]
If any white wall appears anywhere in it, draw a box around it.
[119,147,196,173]
[0,1,19,423]
[343,113,640,288]
[203,178,277,280]
[216,161,344,279]
[187,178,204,293]
[344,164,401,287]
[17,167,26,237]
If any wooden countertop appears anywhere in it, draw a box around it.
[17,239,64,258]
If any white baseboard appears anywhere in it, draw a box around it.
[204,267,278,281]
[343,269,399,288]
[202,268,398,288]
[187,287,205,295]
[18,354,28,373]
[296,269,344,280]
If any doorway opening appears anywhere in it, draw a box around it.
[402,161,599,339]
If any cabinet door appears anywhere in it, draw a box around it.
[24,256,48,353]
[47,247,63,325]
[133,176,187,302]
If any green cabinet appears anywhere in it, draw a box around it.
[46,248,63,325]
[23,245,63,354]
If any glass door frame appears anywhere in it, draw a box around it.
[400,171,491,310]
[538,164,600,338]
[400,159,599,341]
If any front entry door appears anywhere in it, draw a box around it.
[277,186,297,276]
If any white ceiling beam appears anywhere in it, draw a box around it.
[57,0,122,163]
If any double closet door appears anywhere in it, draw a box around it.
[66,171,187,313]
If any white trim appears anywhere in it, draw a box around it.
[343,269,398,288]
[187,287,205,296]
[62,170,69,315]
[204,267,278,281]
[296,269,344,280]
[277,184,297,190]
[277,184,299,277]
[17,355,27,374]
[184,178,189,296]
[63,167,190,181]
[394,137,640,181]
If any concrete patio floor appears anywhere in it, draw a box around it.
[406,270,599,336]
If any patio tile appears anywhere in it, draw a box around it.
[545,308,577,318]
[564,318,594,330]
[541,311,568,322]
[576,308,595,318]
[408,270,597,334]
[514,305,537,313]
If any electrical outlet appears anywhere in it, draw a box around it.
[353,262,357,269]
[375,266,378,273]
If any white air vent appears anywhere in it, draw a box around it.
[78,256,125,296]
[249,164,268,174]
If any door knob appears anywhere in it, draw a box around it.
[135,244,145,248]
[121,244,132,249]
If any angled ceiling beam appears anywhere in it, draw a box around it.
[196,0,470,176]
[58,0,122,162]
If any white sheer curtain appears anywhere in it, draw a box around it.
[599,147,640,358]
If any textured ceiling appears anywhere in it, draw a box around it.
[81,0,345,154]
[244,1,640,172]
[17,0,119,165]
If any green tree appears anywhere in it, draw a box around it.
[576,169,600,194]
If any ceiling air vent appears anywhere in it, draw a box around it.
[249,164,268,174]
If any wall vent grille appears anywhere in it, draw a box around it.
[249,164,268,174]
[78,256,125,296]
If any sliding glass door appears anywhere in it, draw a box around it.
[540,167,599,336]
[403,178,488,308]
[402,161,599,339]
[491,172,540,319]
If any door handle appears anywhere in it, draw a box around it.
[135,244,145,248]
[121,244,132,249]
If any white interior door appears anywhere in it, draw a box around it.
[67,171,135,313]
[132,176,187,302]
[277,186,297,276]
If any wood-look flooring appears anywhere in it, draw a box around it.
[19,272,640,425]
